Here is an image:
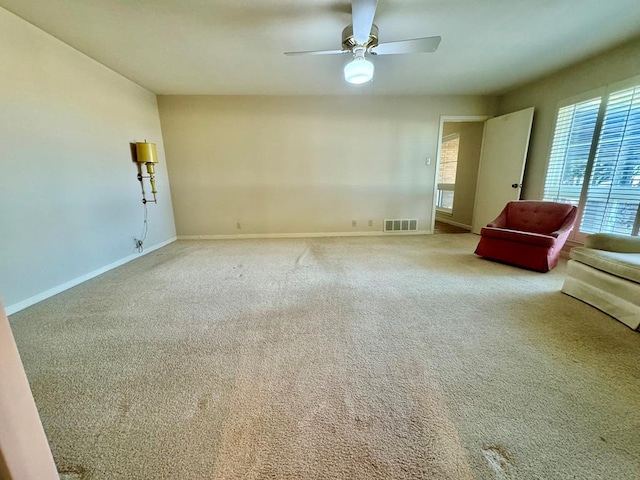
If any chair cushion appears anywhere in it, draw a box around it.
[570,247,640,284]
[505,201,575,235]
[479,227,557,248]
[584,233,640,253]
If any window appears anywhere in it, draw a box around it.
[543,79,640,238]
[543,97,601,205]
[437,133,459,213]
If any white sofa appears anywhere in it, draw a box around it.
[562,233,640,330]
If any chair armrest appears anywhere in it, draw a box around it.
[550,206,578,238]
[487,206,509,228]
[584,233,640,253]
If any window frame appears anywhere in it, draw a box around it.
[436,132,460,215]
[543,76,640,241]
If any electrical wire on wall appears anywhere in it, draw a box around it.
[135,203,148,253]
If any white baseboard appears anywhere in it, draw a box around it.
[178,230,431,240]
[5,237,177,316]
[434,218,472,230]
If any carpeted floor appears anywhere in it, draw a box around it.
[9,234,640,479]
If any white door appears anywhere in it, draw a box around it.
[471,107,534,234]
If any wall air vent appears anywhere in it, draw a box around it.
[384,219,418,232]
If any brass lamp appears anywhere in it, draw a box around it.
[135,141,158,204]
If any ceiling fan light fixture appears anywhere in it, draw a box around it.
[344,49,374,84]
[285,1,441,85]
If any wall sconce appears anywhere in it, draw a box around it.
[133,141,159,204]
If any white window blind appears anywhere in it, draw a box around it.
[543,78,640,238]
[543,97,601,205]
[437,133,460,211]
[581,85,640,235]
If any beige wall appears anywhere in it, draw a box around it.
[0,304,58,479]
[158,95,497,236]
[436,122,484,227]
[0,7,176,311]
[499,36,640,199]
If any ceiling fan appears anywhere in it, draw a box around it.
[284,0,441,85]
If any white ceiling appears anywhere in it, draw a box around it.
[3,0,640,96]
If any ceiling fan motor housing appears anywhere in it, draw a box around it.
[342,24,379,51]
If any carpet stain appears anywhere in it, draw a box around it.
[295,245,311,266]
[58,465,86,479]
[118,398,131,416]
[198,394,211,411]
[226,264,244,280]
[482,446,512,479]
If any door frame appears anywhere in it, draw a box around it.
[431,115,491,234]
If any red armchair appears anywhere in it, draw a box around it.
[474,201,578,272]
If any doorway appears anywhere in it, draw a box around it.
[432,116,488,233]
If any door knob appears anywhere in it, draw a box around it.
[511,183,522,188]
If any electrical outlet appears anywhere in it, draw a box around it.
[236,222,241,230]
[134,238,143,249]
[368,220,373,227]
[352,220,357,227]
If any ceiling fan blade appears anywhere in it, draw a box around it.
[372,36,442,55]
[352,0,378,45]
[284,49,346,56]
